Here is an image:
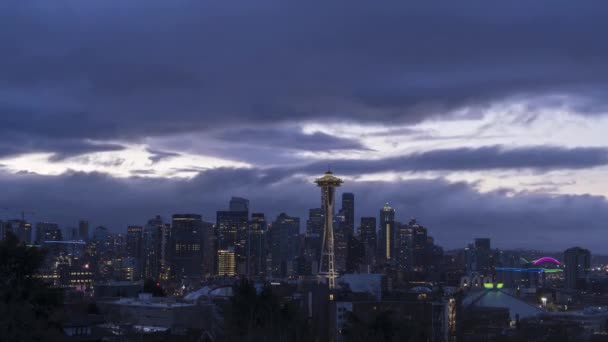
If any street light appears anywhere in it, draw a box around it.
[541,297,547,307]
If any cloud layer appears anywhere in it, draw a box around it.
[1,1,607,253]
[2,1,608,156]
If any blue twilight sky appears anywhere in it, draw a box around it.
[2,1,608,251]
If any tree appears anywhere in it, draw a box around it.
[223,278,311,342]
[342,310,424,342]
[143,278,166,297]
[0,232,65,340]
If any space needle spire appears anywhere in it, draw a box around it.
[315,170,343,289]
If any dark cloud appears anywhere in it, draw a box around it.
[1,168,607,252]
[216,127,369,151]
[298,146,608,174]
[0,134,125,160]
[0,0,607,147]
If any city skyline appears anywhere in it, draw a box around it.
[2,182,604,255]
[3,3,608,340]
[2,2,608,253]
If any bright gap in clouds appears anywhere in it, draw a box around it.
[302,102,608,160]
[0,144,251,178]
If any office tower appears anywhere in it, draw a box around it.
[315,170,343,289]
[35,222,62,244]
[378,203,396,263]
[216,210,249,275]
[475,238,491,275]
[126,226,144,280]
[411,220,428,270]
[217,248,236,276]
[248,213,268,277]
[335,192,355,273]
[78,220,89,240]
[142,216,165,280]
[229,196,250,213]
[111,233,127,258]
[200,220,215,277]
[305,208,324,267]
[306,208,324,236]
[359,217,377,268]
[120,257,137,281]
[334,210,348,272]
[170,214,203,281]
[341,193,355,237]
[346,235,365,273]
[269,213,300,277]
[564,247,591,290]
[160,223,171,281]
[395,222,413,270]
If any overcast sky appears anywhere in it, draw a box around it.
[2,1,608,252]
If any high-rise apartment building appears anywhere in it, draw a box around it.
[170,214,203,281]
[564,247,591,290]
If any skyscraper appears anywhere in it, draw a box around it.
[13,220,33,244]
[126,226,144,280]
[315,170,343,289]
[170,214,203,281]
[269,213,300,277]
[217,248,236,276]
[412,221,428,270]
[78,220,89,241]
[248,213,268,277]
[216,210,249,275]
[475,238,491,275]
[142,216,165,280]
[93,226,110,242]
[229,196,250,213]
[341,193,355,237]
[345,235,365,273]
[359,217,377,268]
[305,208,324,267]
[334,209,348,272]
[564,247,591,290]
[395,222,413,270]
[306,208,324,236]
[378,203,396,263]
[35,222,61,244]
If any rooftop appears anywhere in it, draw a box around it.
[464,289,542,321]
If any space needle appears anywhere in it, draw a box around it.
[315,170,343,289]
